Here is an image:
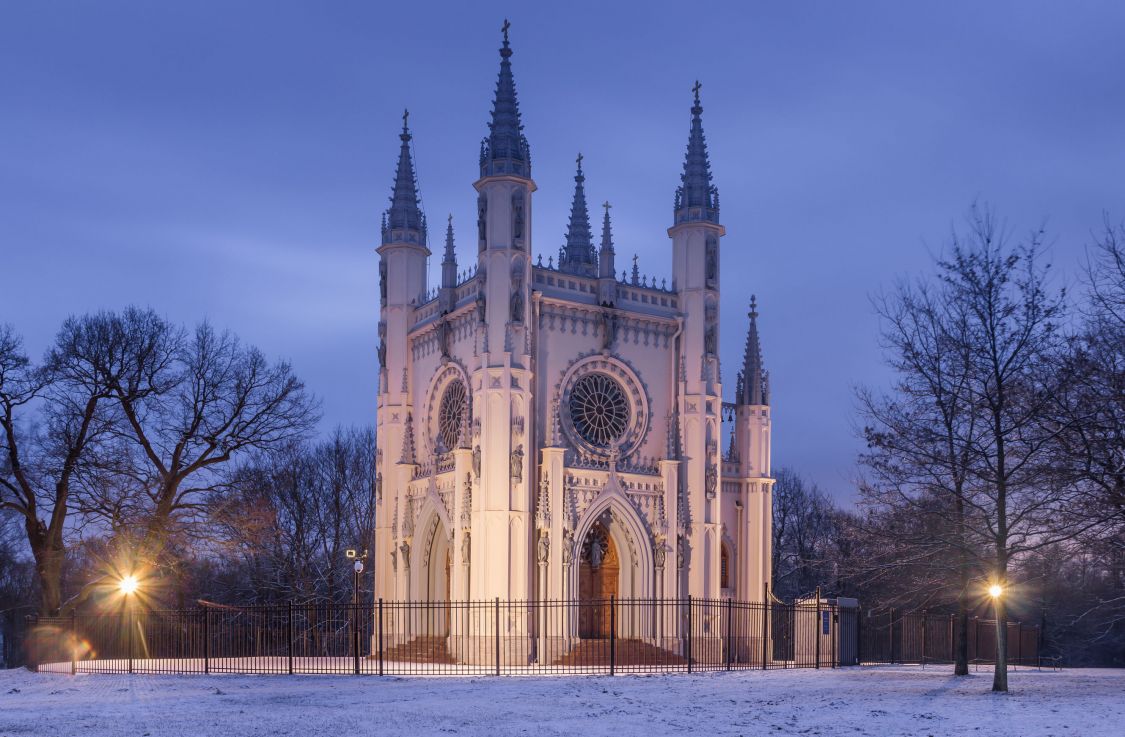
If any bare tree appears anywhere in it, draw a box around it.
[54,308,319,607]
[0,324,114,614]
[858,267,980,675]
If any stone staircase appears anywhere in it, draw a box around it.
[379,635,457,664]
[552,638,688,667]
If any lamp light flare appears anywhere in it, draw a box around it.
[119,575,139,595]
[988,584,1003,599]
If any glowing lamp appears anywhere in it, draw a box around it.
[988,584,1003,599]
[119,575,139,595]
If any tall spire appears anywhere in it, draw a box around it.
[441,214,458,288]
[559,153,596,276]
[739,296,768,405]
[598,200,615,279]
[480,19,531,179]
[673,81,719,225]
[382,109,427,247]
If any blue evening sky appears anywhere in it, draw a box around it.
[2,1,1123,502]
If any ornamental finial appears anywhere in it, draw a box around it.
[692,80,702,103]
[502,19,511,46]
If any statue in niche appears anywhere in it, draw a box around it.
[512,191,525,242]
[654,538,667,569]
[510,444,524,482]
[472,445,481,477]
[476,277,487,323]
[379,260,388,306]
[562,528,574,566]
[537,531,550,565]
[399,541,411,570]
[705,238,718,284]
[390,549,397,573]
[477,194,487,247]
[601,309,618,350]
[704,323,717,354]
[676,534,687,570]
[377,341,386,369]
[438,315,451,358]
[705,464,718,499]
[510,280,524,323]
[374,472,383,504]
[461,532,471,565]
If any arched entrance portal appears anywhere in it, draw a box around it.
[424,518,451,635]
[578,521,619,638]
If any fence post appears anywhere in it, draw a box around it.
[353,602,360,675]
[71,611,77,676]
[686,595,693,673]
[1017,621,1023,667]
[856,607,863,665]
[831,605,837,668]
[203,608,210,675]
[921,609,927,667]
[494,597,500,676]
[378,598,384,676]
[287,601,294,675]
[726,597,733,670]
[610,595,616,676]
[889,608,896,664]
[949,614,954,663]
[761,584,769,670]
[814,587,821,670]
[127,607,134,675]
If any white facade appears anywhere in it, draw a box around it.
[373,30,773,620]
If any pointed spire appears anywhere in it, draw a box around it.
[740,296,768,405]
[631,254,640,285]
[441,214,458,288]
[598,200,615,279]
[382,109,427,247]
[559,153,597,276]
[480,19,531,178]
[674,81,719,225]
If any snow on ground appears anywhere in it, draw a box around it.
[1,665,1122,737]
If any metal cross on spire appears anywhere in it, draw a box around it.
[602,200,612,214]
[692,80,702,102]
[576,151,584,171]
[502,18,510,45]
[402,108,409,130]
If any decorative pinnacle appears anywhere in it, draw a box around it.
[749,294,757,319]
[402,108,410,136]
[576,151,583,172]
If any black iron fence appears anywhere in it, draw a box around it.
[22,598,1039,676]
[858,609,1042,667]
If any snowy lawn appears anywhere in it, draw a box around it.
[1,665,1122,737]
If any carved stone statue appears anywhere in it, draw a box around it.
[377,341,386,369]
[477,193,487,246]
[510,444,524,482]
[438,316,451,358]
[461,532,471,565]
[562,528,574,566]
[537,531,550,565]
[510,281,524,323]
[374,472,383,504]
[706,239,717,283]
[399,541,411,570]
[476,279,487,323]
[705,464,718,499]
[512,191,525,242]
[379,260,387,306]
[601,309,618,350]
[472,445,482,477]
[704,323,717,354]
[654,538,667,569]
[676,534,686,570]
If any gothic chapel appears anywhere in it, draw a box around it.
[374,25,773,633]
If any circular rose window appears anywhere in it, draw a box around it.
[568,373,630,449]
[437,380,466,451]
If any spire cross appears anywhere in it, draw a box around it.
[502,19,510,44]
[448,213,453,226]
[576,152,584,171]
[692,80,702,102]
[602,200,612,214]
[402,108,409,130]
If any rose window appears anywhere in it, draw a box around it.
[568,373,629,448]
[437,380,466,451]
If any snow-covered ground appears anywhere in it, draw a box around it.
[1,665,1122,736]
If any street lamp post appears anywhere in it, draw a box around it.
[119,575,140,674]
[989,582,1007,692]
